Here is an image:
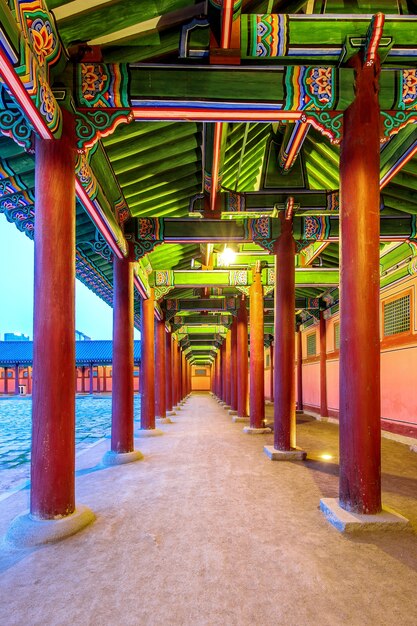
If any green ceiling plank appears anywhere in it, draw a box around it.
[126,174,201,206]
[105,124,199,162]
[112,135,201,176]
[102,30,182,63]
[135,204,191,218]
[128,187,199,214]
[55,0,193,45]
[103,121,175,147]
[118,152,201,188]
[122,163,200,199]
[380,242,412,273]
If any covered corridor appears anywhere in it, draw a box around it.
[1,393,416,626]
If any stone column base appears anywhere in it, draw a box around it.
[228,409,238,416]
[222,404,231,410]
[136,428,164,437]
[102,450,143,466]
[263,446,306,461]
[166,410,176,417]
[5,504,95,548]
[319,498,411,533]
[243,426,272,435]
[156,417,173,424]
[232,416,249,423]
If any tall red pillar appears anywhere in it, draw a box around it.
[319,311,328,418]
[273,214,297,450]
[296,326,303,412]
[140,289,156,430]
[166,331,173,412]
[14,364,20,395]
[30,111,78,519]
[230,319,237,411]
[219,342,225,401]
[247,264,266,431]
[338,57,381,514]
[107,249,139,458]
[224,330,231,407]
[269,343,274,402]
[173,340,181,407]
[236,296,248,419]
[27,367,32,395]
[4,367,8,394]
[181,351,187,400]
[89,364,94,394]
[155,319,167,419]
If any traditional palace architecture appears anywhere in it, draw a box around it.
[1,0,417,543]
[0,340,142,394]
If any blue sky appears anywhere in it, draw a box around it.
[0,217,140,340]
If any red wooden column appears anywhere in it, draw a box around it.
[219,342,225,401]
[296,326,303,412]
[224,329,232,407]
[213,351,218,396]
[104,247,142,464]
[89,364,94,394]
[236,296,248,419]
[319,311,328,418]
[140,289,158,432]
[338,56,381,514]
[188,360,192,394]
[4,367,8,394]
[265,212,305,460]
[230,318,238,411]
[14,364,20,395]
[25,110,93,533]
[81,366,85,393]
[155,319,167,420]
[246,263,268,433]
[102,367,107,393]
[27,367,32,395]
[165,331,174,413]
[181,351,187,400]
[173,340,181,407]
[269,343,274,402]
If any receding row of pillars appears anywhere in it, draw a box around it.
[212,58,382,517]
[25,110,192,529]
[8,58,382,544]
[0,365,32,395]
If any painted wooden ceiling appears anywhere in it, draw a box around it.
[3,0,417,362]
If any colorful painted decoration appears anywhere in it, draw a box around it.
[227,192,245,212]
[75,153,98,200]
[400,70,417,110]
[12,0,62,137]
[229,270,247,286]
[303,216,331,241]
[243,14,288,58]
[285,66,336,112]
[75,109,134,152]
[78,63,130,108]
[0,84,34,150]
[304,111,343,144]
[155,270,174,287]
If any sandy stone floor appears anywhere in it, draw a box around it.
[0,392,416,626]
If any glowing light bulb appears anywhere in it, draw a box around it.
[320,453,332,461]
[218,246,236,267]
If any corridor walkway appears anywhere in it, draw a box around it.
[0,393,416,626]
